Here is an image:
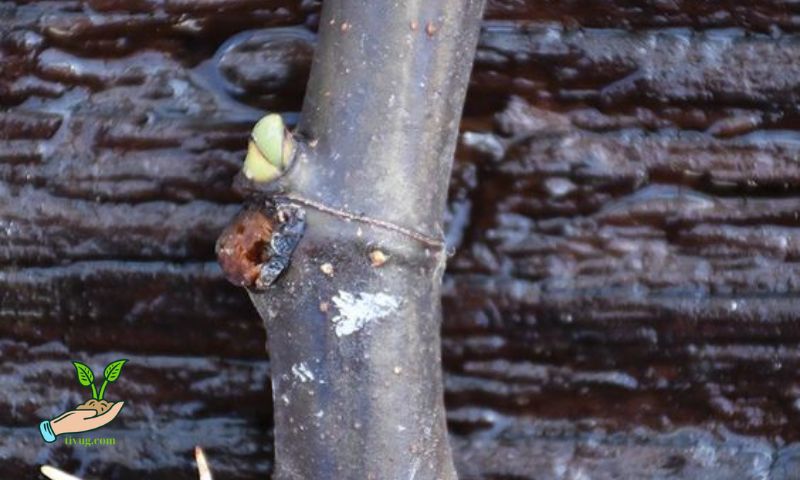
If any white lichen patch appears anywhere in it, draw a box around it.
[331,290,400,337]
[291,362,315,383]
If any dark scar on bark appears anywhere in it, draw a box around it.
[216,201,306,290]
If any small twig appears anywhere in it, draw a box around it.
[195,446,214,480]
[41,447,214,480]
[40,466,84,480]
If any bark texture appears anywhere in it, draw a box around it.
[3,1,800,479]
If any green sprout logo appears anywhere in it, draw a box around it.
[38,359,128,443]
[72,359,127,401]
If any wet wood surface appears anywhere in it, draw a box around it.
[2,1,800,478]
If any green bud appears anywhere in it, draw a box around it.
[243,114,295,182]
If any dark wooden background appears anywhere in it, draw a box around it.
[3,1,800,478]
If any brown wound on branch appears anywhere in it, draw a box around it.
[216,208,275,288]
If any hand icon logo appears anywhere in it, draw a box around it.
[39,360,127,443]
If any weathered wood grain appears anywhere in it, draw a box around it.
[2,0,800,478]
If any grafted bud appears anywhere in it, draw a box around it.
[242,114,295,182]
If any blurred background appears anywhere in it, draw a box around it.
[2,1,800,478]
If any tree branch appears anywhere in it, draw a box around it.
[220,1,485,478]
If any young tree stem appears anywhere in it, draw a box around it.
[242,1,485,478]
